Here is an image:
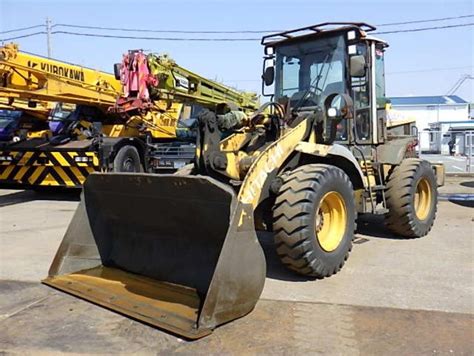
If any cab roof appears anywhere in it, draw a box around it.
[261,22,376,47]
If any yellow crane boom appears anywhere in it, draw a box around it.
[0,43,120,108]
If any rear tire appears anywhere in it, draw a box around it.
[113,145,143,173]
[385,158,437,238]
[272,164,355,279]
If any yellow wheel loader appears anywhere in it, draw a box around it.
[43,22,444,338]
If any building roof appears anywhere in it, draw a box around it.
[389,95,468,106]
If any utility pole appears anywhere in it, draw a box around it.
[46,17,52,58]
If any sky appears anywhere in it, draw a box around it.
[1,0,473,102]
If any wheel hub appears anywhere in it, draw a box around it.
[123,157,134,172]
[314,191,347,252]
[414,177,432,220]
[315,210,325,233]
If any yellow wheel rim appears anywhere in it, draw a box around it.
[315,191,347,252]
[414,177,432,220]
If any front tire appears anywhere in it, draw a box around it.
[272,164,356,279]
[113,145,143,173]
[385,158,437,238]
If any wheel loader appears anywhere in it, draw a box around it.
[43,22,444,339]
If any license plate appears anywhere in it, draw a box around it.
[173,161,186,169]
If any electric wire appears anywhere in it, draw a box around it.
[50,14,474,34]
[51,23,280,34]
[0,32,47,42]
[50,31,260,41]
[1,13,473,39]
[48,22,474,42]
[374,22,474,34]
[0,24,45,35]
[376,14,474,26]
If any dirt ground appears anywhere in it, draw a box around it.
[0,177,473,354]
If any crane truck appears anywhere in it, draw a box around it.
[0,43,121,187]
[45,22,444,339]
[0,44,257,187]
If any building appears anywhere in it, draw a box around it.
[428,121,474,155]
[389,95,471,152]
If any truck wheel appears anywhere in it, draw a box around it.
[272,164,355,279]
[385,158,437,238]
[113,145,142,173]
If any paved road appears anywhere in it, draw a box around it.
[0,186,473,354]
[422,154,472,173]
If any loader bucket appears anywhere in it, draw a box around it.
[42,173,266,339]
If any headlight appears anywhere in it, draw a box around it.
[74,156,93,163]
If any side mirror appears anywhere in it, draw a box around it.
[326,93,354,119]
[350,55,366,77]
[113,63,122,80]
[262,66,275,86]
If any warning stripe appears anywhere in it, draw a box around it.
[61,152,78,167]
[69,167,86,185]
[54,166,75,187]
[18,166,37,184]
[0,165,15,180]
[18,152,34,165]
[65,167,83,186]
[28,166,45,184]
[85,152,100,166]
[41,172,61,186]
[13,166,30,181]
[0,150,99,187]
[8,165,22,181]
[51,152,71,167]
[33,167,53,186]
[46,168,65,186]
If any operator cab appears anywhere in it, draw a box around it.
[261,22,388,146]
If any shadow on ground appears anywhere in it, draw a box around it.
[258,214,401,282]
[0,189,80,207]
[257,232,312,282]
[448,198,474,208]
[459,180,474,188]
[355,214,401,240]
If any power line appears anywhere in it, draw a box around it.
[447,74,474,95]
[2,14,473,37]
[50,23,474,41]
[51,31,260,41]
[3,19,473,43]
[50,14,474,34]
[377,14,474,26]
[386,66,473,75]
[0,24,45,35]
[374,22,474,34]
[52,23,280,34]
[0,32,47,42]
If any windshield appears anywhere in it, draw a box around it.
[0,118,16,129]
[274,34,347,109]
[49,103,75,122]
[0,110,21,128]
